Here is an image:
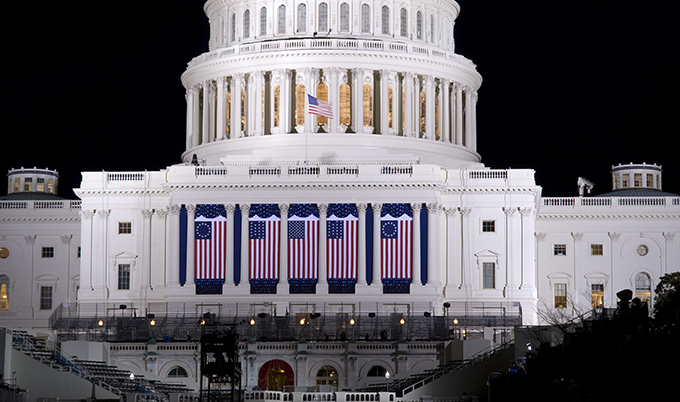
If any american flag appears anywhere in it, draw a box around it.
[249,204,280,282]
[381,204,412,281]
[307,94,333,118]
[194,204,227,284]
[288,204,319,282]
[327,204,358,281]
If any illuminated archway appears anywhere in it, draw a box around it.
[258,359,294,391]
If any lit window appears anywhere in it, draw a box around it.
[316,365,338,389]
[419,90,426,134]
[361,4,370,33]
[622,173,629,188]
[297,4,306,33]
[241,89,247,132]
[634,173,642,187]
[37,178,45,192]
[340,3,350,32]
[273,85,280,127]
[483,263,495,289]
[318,3,328,33]
[225,89,231,137]
[278,5,286,34]
[40,286,53,310]
[42,247,54,259]
[554,283,567,308]
[435,90,440,139]
[339,83,351,126]
[591,284,604,308]
[482,220,495,233]
[118,264,131,290]
[635,273,651,302]
[244,10,250,39]
[554,244,566,256]
[381,6,389,35]
[590,244,603,256]
[47,179,55,193]
[0,275,9,311]
[0,247,9,259]
[388,87,394,128]
[416,11,422,40]
[646,173,654,187]
[118,222,132,234]
[400,8,408,37]
[13,178,20,192]
[24,177,32,192]
[260,7,267,36]
[168,366,188,378]
[295,84,306,126]
[317,83,329,126]
[363,84,373,126]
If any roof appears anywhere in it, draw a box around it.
[0,192,69,201]
[595,188,679,197]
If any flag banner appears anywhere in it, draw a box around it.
[380,203,413,287]
[194,204,227,286]
[288,204,319,286]
[249,204,281,286]
[327,203,358,286]
[307,94,334,118]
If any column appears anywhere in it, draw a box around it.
[150,209,166,291]
[411,203,422,286]
[279,203,289,293]
[455,84,463,145]
[460,208,471,290]
[185,88,195,150]
[520,208,536,290]
[93,210,110,295]
[168,205,181,287]
[444,208,460,291]
[192,85,201,147]
[231,73,242,138]
[185,204,196,287]
[464,87,473,149]
[356,203,367,286]
[80,210,95,291]
[426,203,440,287]
[216,77,226,140]
[371,203,382,286]
[240,204,250,286]
[254,70,264,136]
[352,68,364,133]
[504,207,520,291]
[141,209,153,293]
[202,81,211,145]
[224,204,236,286]
[318,203,328,290]
[380,69,390,135]
[470,90,478,152]
[425,75,435,140]
[441,79,449,142]
[404,73,414,137]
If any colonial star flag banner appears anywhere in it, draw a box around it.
[380,203,413,286]
[288,204,319,286]
[194,204,227,286]
[249,204,281,285]
[307,94,333,118]
[327,203,358,285]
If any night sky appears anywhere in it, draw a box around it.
[3,1,678,198]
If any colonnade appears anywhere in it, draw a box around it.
[185,68,478,152]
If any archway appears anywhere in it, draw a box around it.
[258,359,294,391]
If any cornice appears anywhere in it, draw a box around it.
[537,213,680,220]
[0,217,81,222]
[163,182,444,192]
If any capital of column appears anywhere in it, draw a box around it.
[372,203,382,213]
[142,209,154,219]
[410,203,422,214]
[97,210,111,219]
[185,204,196,215]
[444,207,458,218]
[80,210,95,220]
[503,207,517,218]
[170,204,182,215]
[426,202,440,213]
[240,203,250,216]
[356,203,368,214]
[155,208,169,219]
[225,203,236,214]
[279,203,289,215]
[318,203,328,215]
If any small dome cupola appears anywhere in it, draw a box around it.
[611,163,662,191]
[6,167,59,195]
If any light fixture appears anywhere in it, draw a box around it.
[400,318,405,325]
[200,319,206,325]
[129,373,135,380]
[349,318,355,325]
[300,318,306,325]
[98,319,104,326]
[150,319,156,326]
[385,372,390,379]
[453,318,459,325]
[250,318,256,326]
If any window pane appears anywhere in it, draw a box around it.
[340,3,350,32]
[361,4,370,33]
[339,83,351,126]
[381,6,389,35]
[244,10,250,39]
[42,247,54,258]
[318,3,328,33]
[591,284,604,308]
[482,220,495,233]
[278,5,286,34]
[260,7,267,36]
[635,273,651,302]
[295,84,306,126]
[40,286,53,310]
[555,283,567,308]
[118,264,131,290]
[317,83,329,126]
[590,244,603,256]
[297,4,306,33]
[416,11,422,40]
[400,8,407,37]
[483,263,495,289]
[363,84,372,126]
[554,244,566,256]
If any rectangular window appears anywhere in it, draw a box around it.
[590,244,603,256]
[381,6,389,35]
[554,283,567,308]
[24,178,32,192]
[646,173,653,187]
[591,284,604,308]
[118,264,131,290]
[47,178,54,193]
[77,246,81,258]
[13,178,20,192]
[483,262,495,289]
[36,178,45,192]
[634,173,642,187]
[622,173,629,188]
[482,220,495,233]
[118,222,132,235]
[553,244,567,256]
[40,286,53,310]
[41,247,54,258]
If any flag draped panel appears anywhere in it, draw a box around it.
[194,204,227,286]
[249,204,281,286]
[380,203,413,288]
[288,204,319,286]
[327,203,358,286]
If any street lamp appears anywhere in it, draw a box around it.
[385,371,391,392]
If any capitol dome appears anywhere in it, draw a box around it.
[181,0,482,169]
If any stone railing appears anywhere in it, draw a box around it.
[188,37,476,71]
[541,196,680,209]
[0,200,81,211]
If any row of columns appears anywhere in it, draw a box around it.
[185,69,478,150]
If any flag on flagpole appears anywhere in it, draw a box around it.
[307,94,333,118]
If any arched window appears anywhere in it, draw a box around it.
[297,4,307,33]
[244,10,251,39]
[318,3,328,33]
[363,84,373,127]
[225,89,231,137]
[316,365,338,390]
[388,87,394,128]
[635,273,652,302]
[366,365,387,377]
[435,89,440,139]
[278,5,286,34]
[295,83,306,126]
[340,3,350,32]
[416,11,422,40]
[317,82,329,126]
[400,8,408,37]
[361,4,370,33]
[168,366,188,378]
[231,13,237,42]
[419,90,426,135]
[430,15,435,43]
[241,89,247,133]
[339,83,351,126]
[0,275,9,311]
[273,85,280,127]
[381,6,389,35]
[260,7,267,36]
